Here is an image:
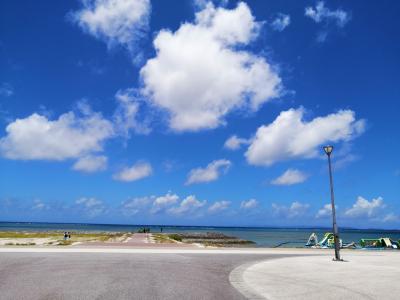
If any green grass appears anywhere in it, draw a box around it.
[0,232,59,239]
[164,232,254,247]
[167,234,183,242]
[153,234,179,243]
[5,242,36,246]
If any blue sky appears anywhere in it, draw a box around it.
[0,0,399,228]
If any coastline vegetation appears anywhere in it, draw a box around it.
[0,231,129,246]
[155,232,255,247]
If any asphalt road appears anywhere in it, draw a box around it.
[0,253,278,300]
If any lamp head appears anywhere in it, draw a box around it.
[323,145,334,155]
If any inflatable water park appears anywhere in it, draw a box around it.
[305,232,400,250]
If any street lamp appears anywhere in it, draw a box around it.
[323,145,342,261]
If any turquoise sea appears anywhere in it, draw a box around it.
[1,222,400,248]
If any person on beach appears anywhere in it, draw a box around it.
[63,232,67,240]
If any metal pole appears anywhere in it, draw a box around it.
[327,153,341,261]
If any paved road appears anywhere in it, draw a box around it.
[0,252,279,300]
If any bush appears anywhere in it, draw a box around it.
[168,234,183,242]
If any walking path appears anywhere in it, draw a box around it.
[230,250,400,299]
[77,233,197,248]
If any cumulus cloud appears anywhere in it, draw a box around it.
[240,198,258,210]
[271,13,290,31]
[0,107,114,161]
[75,197,107,217]
[315,203,335,218]
[113,161,152,182]
[224,135,250,150]
[121,196,151,216]
[72,155,108,173]
[245,108,365,166]
[186,159,231,185]
[272,201,310,218]
[168,195,207,215]
[305,1,350,27]
[344,196,385,218]
[71,0,150,52]
[0,97,155,173]
[271,169,308,186]
[151,192,179,214]
[194,0,229,10]
[140,2,281,131]
[113,88,151,137]
[208,200,230,214]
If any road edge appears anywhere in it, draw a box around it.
[229,260,267,300]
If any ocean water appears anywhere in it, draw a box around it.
[1,222,400,248]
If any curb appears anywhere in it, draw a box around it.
[229,260,267,300]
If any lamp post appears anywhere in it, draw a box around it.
[323,145,341,261]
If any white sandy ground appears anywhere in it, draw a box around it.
[230,250,400,300]
[0,238,55,246]
[0,234,130,246]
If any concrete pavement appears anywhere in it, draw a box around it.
[233,251,400,300]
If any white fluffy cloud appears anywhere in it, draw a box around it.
[113,161,152,182]
[316,203,334,218]
[75,197,107,217]
[0,109,114,161]
[344,196,385,218]
[272,201,310,218]
[72,0,150,51]
[121,196,151,216]
[194,0,228,9]
[245,108,365,166]
[140,2,281,131]
[113,88,151,137]
[208,200,230,214]
[240,198,258,210]
[305,1,350,27]
[271,13,290,31]
[271,169,308,186]
[72,155,108,173]
[168,195,207,215]
[186,159,231,185]
[224,135,250,150]
[151,192,179,214]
